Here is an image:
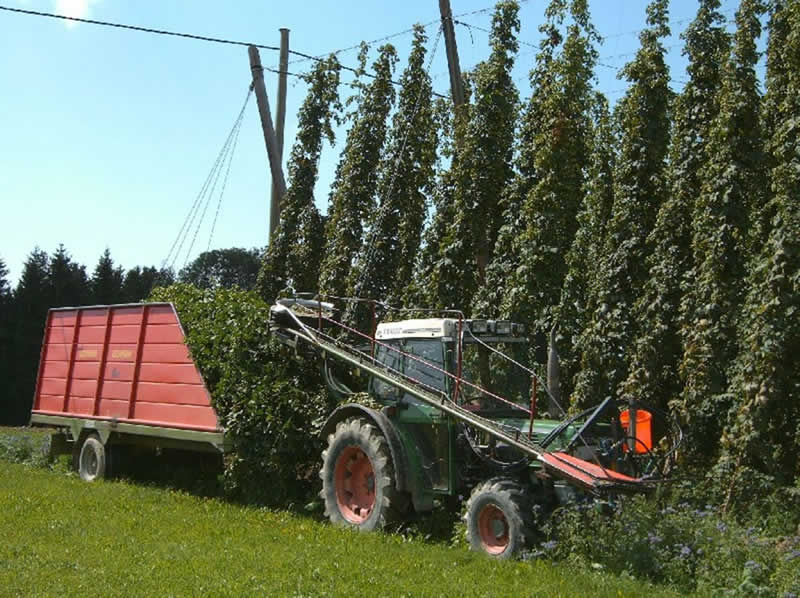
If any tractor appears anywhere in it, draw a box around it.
[270,295,681,558]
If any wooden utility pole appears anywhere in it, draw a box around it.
[270,28,290,239]
[439,0,465,107]
[248,44,287,241]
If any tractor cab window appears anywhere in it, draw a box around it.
[372,339,447,404]
[458,342,531,409]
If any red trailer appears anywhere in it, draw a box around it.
[30,303,227,480]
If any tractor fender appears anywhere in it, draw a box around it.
[320,404,411,496]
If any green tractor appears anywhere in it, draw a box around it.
[271,296,680,558]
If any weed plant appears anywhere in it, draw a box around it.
[533,484,800,596]
[0,426,55,468]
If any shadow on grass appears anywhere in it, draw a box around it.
[110,446,225,499]
[3,426,465,548]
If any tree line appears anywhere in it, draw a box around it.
[258,0,799,504]
[0,246,260,425]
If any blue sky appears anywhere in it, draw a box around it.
[1,0,748,285]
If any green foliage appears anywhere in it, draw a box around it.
[572,0,672,408]
[319,45,398,299]
[258,56,341,302]
[406,97,458,308]
[348,25,437,305]
[0,461,682,597]
[719,0,800,498]
[149,284,335,505]
[622,0,729,415]
[48,244,89,308]
[475,0,564,322]
[556,93,615,401]
[0,258,9,300]
[540,492,800,596]
[677,0,766,460]
[90,247,125,305]
[0,427,54,468]
[178,247,261,290]
[501,0,598,338]
[0,260,12,427]
[121,265,174,302]
[426,1,520,313]
[5,248,52,426]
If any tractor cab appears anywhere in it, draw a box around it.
[368,317,559,500]
[371,317,530,411]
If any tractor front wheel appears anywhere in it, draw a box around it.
[464,478,534,559]
[320,417,402,531]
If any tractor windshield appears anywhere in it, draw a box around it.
[373,339,447,403]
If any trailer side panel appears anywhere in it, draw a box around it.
[32,303,219,432]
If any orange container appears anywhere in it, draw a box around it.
[619,409,652,454]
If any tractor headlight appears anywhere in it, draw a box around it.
[470,319,488,334]
[496,321,512,335]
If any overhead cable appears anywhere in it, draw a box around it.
[0,4,447,97]
[0,4,280,50]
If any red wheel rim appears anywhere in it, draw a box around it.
[477,504,509,554]
[334,446,376,524]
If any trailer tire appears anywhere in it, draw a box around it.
[464,478,535,559]
[320,417,402,531]
[78,435,106,482]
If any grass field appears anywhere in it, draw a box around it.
[0,460,685,597]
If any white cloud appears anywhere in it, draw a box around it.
[54,0,101,27]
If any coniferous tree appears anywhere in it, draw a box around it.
[258,56,341,301]
[0,258,9,301]
[474,2,564,321]
[348,25,437,304]
[7,249,51,425]
[719,0,800,493]
[572,0,671,408]
[123,266,175,302]
[556,93,616,401]
[48,244,89,308]
[501,0,598,339]
[318,45,398,298]
[621,0,729,413]
[676,0,765,459]
[0,258,11,424]
[426,1,520,313]
[91,248,124,304]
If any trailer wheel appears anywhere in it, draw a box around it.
[464,478,534,559]
[78,434,106,482]
[320,417,402,531]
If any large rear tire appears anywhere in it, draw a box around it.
[464,478,535,559]
[320,417,402,531]
[78,434,107,482]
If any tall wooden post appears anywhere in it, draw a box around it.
[248,45,287,241]
[439,0,465,107]
[270,28,290,239]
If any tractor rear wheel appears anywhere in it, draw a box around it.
[320,417,402,531]
[464,478,535,559]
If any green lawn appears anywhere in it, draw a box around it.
[0,461,683,597]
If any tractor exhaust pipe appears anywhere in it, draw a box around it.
[547,323,561,417]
